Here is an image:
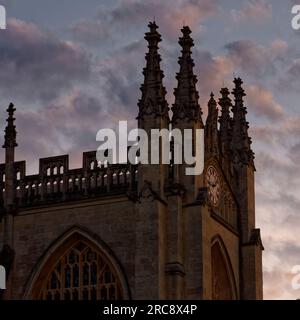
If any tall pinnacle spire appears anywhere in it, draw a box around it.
[3,103,17,149]
[205,93,219,158]
[137,22,169,121]
[172,26,203,124]
[231,78,254,165]
[3,103,17,217]
[218,87,232,148]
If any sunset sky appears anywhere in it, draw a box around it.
[0,0,299,299]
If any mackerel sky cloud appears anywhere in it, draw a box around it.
[0,0,299,299]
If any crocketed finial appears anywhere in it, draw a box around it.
[172,26,203,124]
[137,22,169,120]
[3,103,17,148]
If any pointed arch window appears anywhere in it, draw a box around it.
[36,239,123,300]
[211,237,237,300]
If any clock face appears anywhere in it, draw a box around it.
[206,165,221,207]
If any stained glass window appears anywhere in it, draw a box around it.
[39,240,123,300]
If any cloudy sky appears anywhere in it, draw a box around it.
[0,0,299,299]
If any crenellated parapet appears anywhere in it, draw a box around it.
[0,152,138,211]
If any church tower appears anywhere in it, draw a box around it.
[172,26,204,197]
[230,78,264,299]
[135,21,169,299]
[164,25,205,299]
[0,103,17,299]
[0,22,263,300]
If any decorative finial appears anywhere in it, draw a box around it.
[172,25,203,125]
[179,25,193,51]
[233,77,246,98]
[7,103,16,116]
[205,91,219,157]
[218,86,233,160]
[220,87,230,97]
[233,77,244,89]
[231,78,254,165]
[208,92,217,113]
[3,103,17,148]
[144,21,161,49]
[181,25,192,37]
[208,92,217,106]
[148,21,159,33]
[137,22,168,121]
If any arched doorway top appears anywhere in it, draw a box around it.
[24,226,130,300]
[211,235,238,300]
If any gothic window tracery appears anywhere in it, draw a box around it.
[38,240,123,300]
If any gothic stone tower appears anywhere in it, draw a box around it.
[0,22,263,300]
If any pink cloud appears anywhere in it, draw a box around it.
[246,84,285,120]
[231,0,272,23]
[225,39,288,78]
[161,0,218,38]
[0,18,91,104]
[71,0,219,44]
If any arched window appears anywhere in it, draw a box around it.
[32,236,124,300]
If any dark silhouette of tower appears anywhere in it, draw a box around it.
[0,22,263,300]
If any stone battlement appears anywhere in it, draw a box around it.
[0,151,138,209]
